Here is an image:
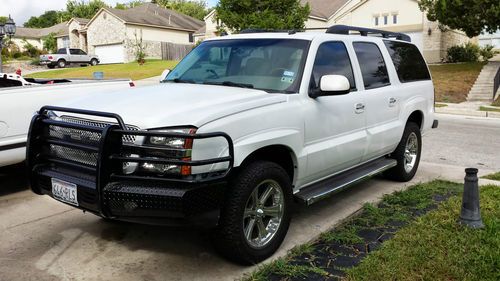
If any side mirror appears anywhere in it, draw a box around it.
[160,69,171,83]
[310,75,351,98]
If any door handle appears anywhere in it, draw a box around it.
[389,98,397,107]
[355,103,365,114]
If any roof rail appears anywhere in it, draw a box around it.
[239,29,299,35]
[326,25,411,42]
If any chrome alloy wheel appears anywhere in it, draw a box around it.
[243,179,285,249]
[404,132,418,173]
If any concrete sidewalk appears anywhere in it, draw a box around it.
[436,101,500,118]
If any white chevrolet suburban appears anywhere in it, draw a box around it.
[27,25,438,264]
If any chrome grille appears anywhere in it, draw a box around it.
[50,144,99,166]
[47,116,139,167]
[59,116,139,144]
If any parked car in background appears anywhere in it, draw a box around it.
[40,48,100,69]
[27,25,438,264]
[0,76,134,168]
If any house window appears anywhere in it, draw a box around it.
[384,15,388,25]
[62,36,70,48]
[189,32,194,43]
[393,14,398,24]
[374,16,379,26]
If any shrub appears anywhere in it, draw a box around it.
[446,42,480,62]
[30,58,41,65]
[479,44,498,62]
[12,52,23,59]
[22,40,42,58]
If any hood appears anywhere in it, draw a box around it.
[59,83,288,129]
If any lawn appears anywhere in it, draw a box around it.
[429,62,486,103]
[479,106,500,113]
[493,97,500,107]
[26,60,178,81]
[482,171,500,181]
[346,184,500,281]
[246,181,500,281]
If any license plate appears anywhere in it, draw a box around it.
[51,178,78,206]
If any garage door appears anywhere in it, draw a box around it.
[95,44,125,64]
[405,32,423,51]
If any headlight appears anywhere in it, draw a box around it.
[140,127,196,176]
[146,128,195,149]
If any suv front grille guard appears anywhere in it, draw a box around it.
[27,106,234,217]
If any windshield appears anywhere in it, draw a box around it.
[164,39,310,93]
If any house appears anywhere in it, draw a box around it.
[83,3,203,63]
[11,22,68,52]
[194,0,476,63]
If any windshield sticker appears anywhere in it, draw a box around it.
[283,70,295,77]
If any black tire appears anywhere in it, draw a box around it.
[90,58,98,66]
[58,60,66,68]
[214,161,292,265]
[385,122,422,182]
[47,64,56,69]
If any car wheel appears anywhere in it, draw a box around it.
[385,122,422,182]
[47,65,56,69]
[214,161,292,265]
[58,60,66,68]
[90,59,98,66]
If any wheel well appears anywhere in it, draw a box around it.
[407,111,423,130]
[240,145,296,183]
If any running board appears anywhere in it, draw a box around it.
[295,158,397,205]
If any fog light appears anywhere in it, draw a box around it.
[141,162,181,175]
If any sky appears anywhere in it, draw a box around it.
[0,0,219,26]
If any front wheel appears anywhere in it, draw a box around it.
[214,161,292,264]
[385,122,422,182]
[90,58,98,66]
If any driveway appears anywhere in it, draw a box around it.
[0,113,499,281]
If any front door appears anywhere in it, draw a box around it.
[303,41,367,184]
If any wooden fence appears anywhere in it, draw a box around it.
[161,42,193,61]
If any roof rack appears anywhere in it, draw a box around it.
[326,25,411,42]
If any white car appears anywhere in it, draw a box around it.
[27,25,438,264]
[0,77,134,167]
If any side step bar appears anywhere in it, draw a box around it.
[295,158,397,205]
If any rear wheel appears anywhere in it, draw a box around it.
[57,60,66,68]
[47,64,56,69]
[214,161,292,264]
[385,122,421,182]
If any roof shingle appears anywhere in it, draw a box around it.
[302,0,350,20]
[14,22,69,39]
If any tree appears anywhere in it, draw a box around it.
[155,0,209,20]
[419,0,500,37]
[24,10,66,28]
[0,16,7,25]
[42,33,58,53]
[66,0,108,19]
[215,0,310,32]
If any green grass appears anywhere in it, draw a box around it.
[482,171,500,181]
[346,185,500,281]
[26,60,178,81]
[435,103,448,108]
[493,98,500,107]
[479,106,500,112]
[429,62,486,103]
[245,180,467,281]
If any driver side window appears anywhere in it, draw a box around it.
[311,42,356,92]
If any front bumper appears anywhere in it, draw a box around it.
[27,106,234,228]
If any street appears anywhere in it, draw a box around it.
[0,113,499,281]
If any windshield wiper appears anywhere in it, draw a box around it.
[204,81,254,89]
[168,78,196,84]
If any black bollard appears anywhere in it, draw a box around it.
[459,168,484,229]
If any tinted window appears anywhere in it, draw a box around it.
[311,42,356,91]
[78,49,87,55]
[56,48,66,54]
[69,49,79,55]
[383,40,431,83]
[353,42,390,89]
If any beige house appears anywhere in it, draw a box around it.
[195,0,475,63]
[83,3,203,63]
[11,22,67,52]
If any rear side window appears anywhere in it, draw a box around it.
[56,48,66,54]
[353,42,390,90]
[311,42,356,91]
[383,40,431,83]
